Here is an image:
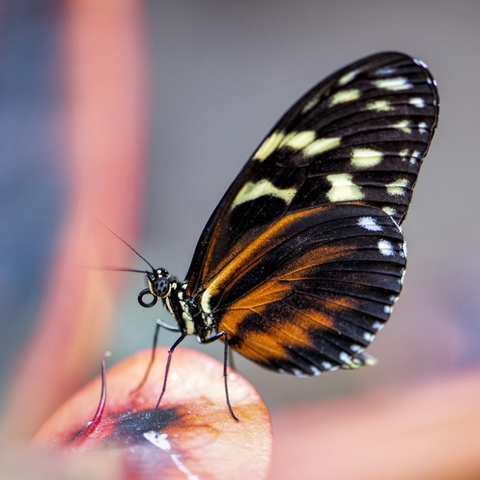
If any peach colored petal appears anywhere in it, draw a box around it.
[268,367,480,480]
[34,348,273,480]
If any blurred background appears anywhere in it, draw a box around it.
[1,0,480,419]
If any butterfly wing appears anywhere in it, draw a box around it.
[185,52,438,373]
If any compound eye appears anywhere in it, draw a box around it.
[153,276,170,297]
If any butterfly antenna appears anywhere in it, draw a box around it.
[91,214,156,272]
[88,266,149,274]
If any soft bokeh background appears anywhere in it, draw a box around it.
[1,0,480,417]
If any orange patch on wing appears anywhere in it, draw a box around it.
[197,207,329,297]
[224,309,328,364]
[218,277,336,364]
[202,206,356,303]
[277,243,357,280]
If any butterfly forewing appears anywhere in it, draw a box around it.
[186,52,438,296]
[183,52,438,374]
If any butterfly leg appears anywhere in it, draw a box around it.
[155,332,187,408]
[130,319,181,394]
[202,331,239,422]
[228,347,237,371]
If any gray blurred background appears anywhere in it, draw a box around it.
[2,0,480,410]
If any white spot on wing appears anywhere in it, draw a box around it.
[414,58,428,68]
[358,216,383,232]
[339,352,352,364]
[373,77,413,91]
[310,366,321,376]
[322,361,333,370]
[293,369,308,377]
[384,305,393,314]
[376,67,396,75]
[327,173,364,202]
[410,150,421,165]
[386,178,409,196]
[330,88,360,106]
[418,122,428,134]
[350,344,362,352]
[372,321,384,331]
[363,332,375,342]
[378,239,394,256]
[351,148,383,168]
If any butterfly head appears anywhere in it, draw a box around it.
[138,268,173,308]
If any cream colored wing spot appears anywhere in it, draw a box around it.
[302,95,321,113]
[382,206,397,216]
[280,130,316,150]
[418,122,428,134]
[386,178,409,196]
[372,77,412,91]
[329,88,360,106]
[366,100,393,112]
[409,97,425,108]
[200,292,212,317]
[326,173,364,202]
[231,178,297,210]
[399,148,409,161]
[392,120,412,133]
[253,131,285,161]
[351,148,383,168]
[303,137,341,157]
[338,69,360,86]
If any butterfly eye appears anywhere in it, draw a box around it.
[152,276,171,298]
[139,270,171,307]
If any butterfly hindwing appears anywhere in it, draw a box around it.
[202,204,406,374]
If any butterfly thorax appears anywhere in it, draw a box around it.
[145,268,215,340]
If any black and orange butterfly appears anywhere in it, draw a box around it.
[134,52,439,420]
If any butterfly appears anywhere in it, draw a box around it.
[133,52,439,420]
